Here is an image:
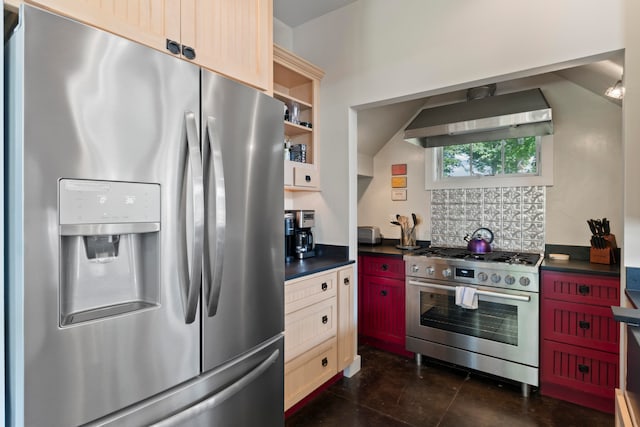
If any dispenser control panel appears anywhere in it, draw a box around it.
[59,179,160,224]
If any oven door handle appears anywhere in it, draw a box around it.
[408,280,531,302]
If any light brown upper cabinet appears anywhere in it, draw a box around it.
[274,45,324,191]
[23,0,273,91]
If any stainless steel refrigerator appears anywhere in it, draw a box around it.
[5,5,284,426]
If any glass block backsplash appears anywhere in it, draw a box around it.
[430,186,545,252]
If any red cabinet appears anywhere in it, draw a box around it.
[361,275,405,344]
[358,255,410,357]
[540,270,620,413]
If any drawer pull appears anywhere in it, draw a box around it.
[321,357,328,367]
[321,282,328,291]
[578,364,589,374]
[578,285,590,295]
[380,290,388,297]
[579,320,591,330]
[322,315,328,324]
[344,277,350,285]
[305,175,311,182]
[381,264,389,271]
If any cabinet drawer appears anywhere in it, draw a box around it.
[285,271,337,315]
[362,255,405,280]
[542,271,620,307]
[284,338,337,411]
[542,299,619,353]
[541,340,619,400]
[285,297,336,362]
[293,165,319,188]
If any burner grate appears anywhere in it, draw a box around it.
[413,247,540,265]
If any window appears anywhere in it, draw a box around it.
[425,135,553,190]
[440,136,539,178]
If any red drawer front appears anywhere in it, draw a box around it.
[362,255,405,280]
[542,299,620,353]
[541,271,620,306]
[541,340,618,399]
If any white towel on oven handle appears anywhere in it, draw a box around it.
[455,286,478,309]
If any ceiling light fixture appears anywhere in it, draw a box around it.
[605,79,625,99]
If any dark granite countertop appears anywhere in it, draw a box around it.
[540,258,620,277]
[541,244,620,277]
[285,244,354,281]
[626,290,640,309]
[358,240,430,258]
[285,257,354,281]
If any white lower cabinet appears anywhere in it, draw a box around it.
[284,265,355,411]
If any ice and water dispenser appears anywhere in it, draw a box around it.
[59,179,161,326]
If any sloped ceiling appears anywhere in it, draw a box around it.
[274,0,357,28]
[357,51,624,158]
[271,1,624,159]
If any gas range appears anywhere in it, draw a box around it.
[404,247,543,292]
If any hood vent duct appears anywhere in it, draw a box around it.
[404,88,553,148]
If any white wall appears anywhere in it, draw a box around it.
[625,0,640,268]
[545,79,623,245]
[358,76,623,247]
[273,18,293,50]
[288,0,623,258]
[358,131,429,241]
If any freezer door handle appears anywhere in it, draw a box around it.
[149,348,280,427]
[179,111,205,324]
[203,116,226,317]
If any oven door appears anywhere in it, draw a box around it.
[406,278,539,367]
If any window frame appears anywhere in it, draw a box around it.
[425,135,554,190]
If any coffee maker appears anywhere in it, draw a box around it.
[286,210,315,260]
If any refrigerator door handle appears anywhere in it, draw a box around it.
[179,111,205,324]
[149,348,280,427]
[203,116,226,317]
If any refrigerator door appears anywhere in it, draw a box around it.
[6,6,201,426]
[86,336,284,426]
[200,70,284,371]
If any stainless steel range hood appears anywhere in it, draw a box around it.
[404,88,553,148]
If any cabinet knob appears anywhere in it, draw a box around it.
[578,364,589,374]
[380,290,388,297]
[321,357,328,367]
[182,45,196,60]
[578,285,590,295]
[381,264,389,271]
[343,277,350,285]
[305,175,311,182]
[166,39,180,55]
[322,315,328,324]
[579,320,591,330]
[321,282,328,291]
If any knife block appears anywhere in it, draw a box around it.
[589,233,617,264]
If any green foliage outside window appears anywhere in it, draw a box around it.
[442,136,538,177]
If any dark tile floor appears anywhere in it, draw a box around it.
[286,345,614,427]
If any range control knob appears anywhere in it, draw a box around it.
[504,275,516,285]
[491,273,501,283]
[411,264,419,273]
[442,268,452,278]
[520,277,531,287]
[426,266,435,275]
[478,272,488,282]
